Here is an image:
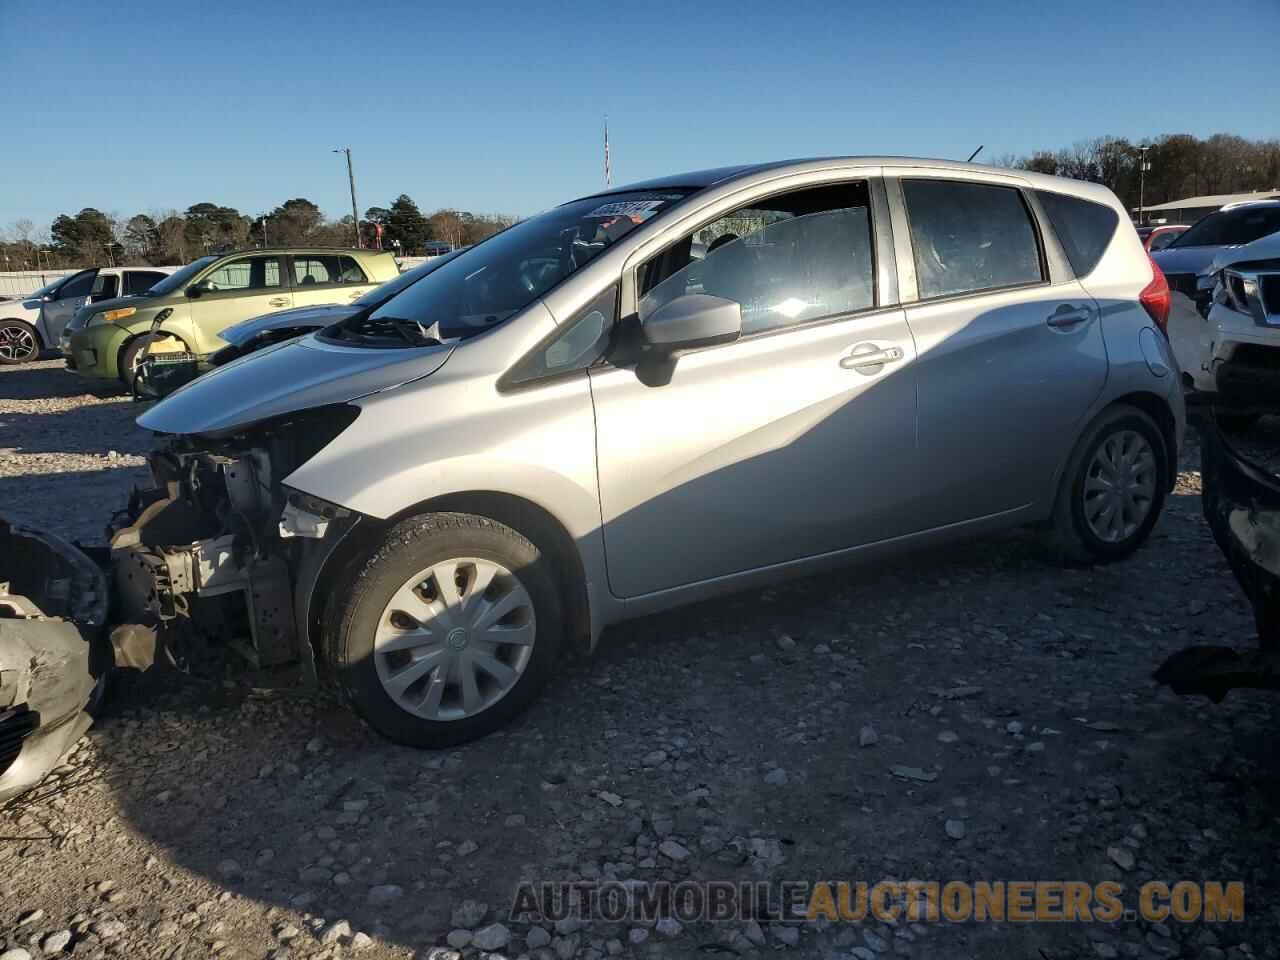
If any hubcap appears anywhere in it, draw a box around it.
[373,557,536,721]
[1082,429,1157,544]
[0,325,36,362]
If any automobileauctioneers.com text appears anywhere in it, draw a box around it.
[511,880,1244,925]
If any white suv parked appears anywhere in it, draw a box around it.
[0,265,175,364]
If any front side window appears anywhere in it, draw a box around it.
[903,179,1043,299]
[638,183,876,336]
[202,256,282,292]
[345,190,688,346]
[503,285,617,388]
[57,270,96,299]
[1169,206,1280,249]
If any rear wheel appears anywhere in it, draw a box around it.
[1051,404,1169,562]
[0,320,40,364]
[326,512,562,748]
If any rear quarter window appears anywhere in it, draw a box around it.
[1036,191,1119,277]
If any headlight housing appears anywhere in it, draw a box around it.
[101,306,137,324]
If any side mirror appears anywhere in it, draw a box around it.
[186,283,205,299]
[641,294,741,353]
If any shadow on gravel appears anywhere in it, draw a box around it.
[0,405,152,457]
[0,363,116,401]
[44,500,1280,959]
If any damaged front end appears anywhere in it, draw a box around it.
[109,404,366,681]
[1155,416,1280,699]
[0,519,108,802]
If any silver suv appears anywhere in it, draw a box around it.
[117,158,1183,747]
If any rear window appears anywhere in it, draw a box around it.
[292,255,367,286]
[1036,191,1119,277]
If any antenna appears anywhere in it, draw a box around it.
[604,115,612,186]
[966,145,984,163]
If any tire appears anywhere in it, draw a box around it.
[325,512,563,748]
[1213,413,1258,434]
[118,335,152,389]
[0,319,40,364]
[1051,404,1170,563]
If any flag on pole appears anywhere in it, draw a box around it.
[604,115,612,186]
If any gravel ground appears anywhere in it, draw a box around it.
[2,358,1279,960]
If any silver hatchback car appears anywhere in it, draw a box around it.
[119,157,1183,747]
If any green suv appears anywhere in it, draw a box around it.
[62,248,400,387]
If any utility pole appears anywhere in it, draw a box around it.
[1136,143,1153,225]
[334,147,362,248]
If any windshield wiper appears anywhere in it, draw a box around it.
[373,316,443,347]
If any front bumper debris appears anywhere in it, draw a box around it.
[1155,419,1280,700]
[0,519,107,802]
[107,437,360,680]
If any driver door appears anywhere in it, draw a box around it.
[186,255,291,355]
[589,178,921,598]
[39,268,98,345]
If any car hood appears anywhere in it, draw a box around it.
[137,334,455,437]
[2,299,40,321]
[219,302,363,347]
[1204,230,1280,273]
[1151,245,1234,277]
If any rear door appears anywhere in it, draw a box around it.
[288,253,375,307]
[187,255,291,355]
[887,171,1107,527]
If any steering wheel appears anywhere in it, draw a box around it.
[518,258,559,296]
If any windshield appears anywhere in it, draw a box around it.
[352,249,466,307]
[142,256,218,296]
[1170,206,1280,249]
[341,190,689,345]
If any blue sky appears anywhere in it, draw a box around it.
[3,0,1277,228]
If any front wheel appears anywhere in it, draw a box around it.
[1051,404,1170,562]
[118,335,153,390]
[0,320,40,364]
[326,512,562,748]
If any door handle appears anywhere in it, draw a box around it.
[268,297,289,307]
[839,345,904,371]
[1047,305,1093,328]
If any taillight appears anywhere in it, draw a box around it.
[1140,256,1172,336]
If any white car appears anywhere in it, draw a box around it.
[1152,199,1280,305]
[1181,230,1280,412]
[0,265,176,365]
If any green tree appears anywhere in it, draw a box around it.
[183,202,250,253]
[385,194,431,254]
[264,198,324,245]
[123,214,160,261]
[50,208,118,264]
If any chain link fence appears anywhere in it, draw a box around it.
[0,270,77,300]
